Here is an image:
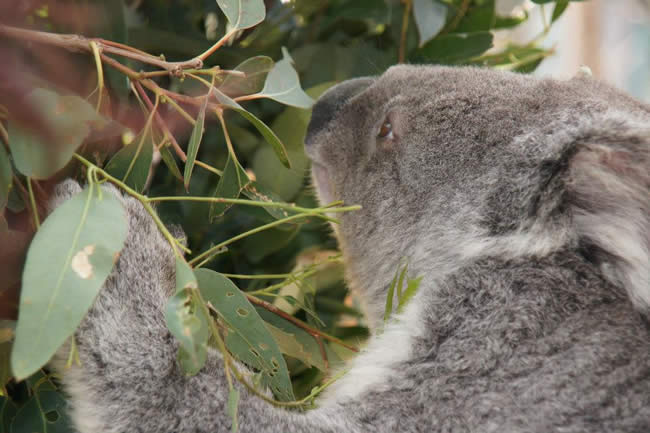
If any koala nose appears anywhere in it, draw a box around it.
[305,77,375,148]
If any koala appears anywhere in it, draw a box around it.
[49,65,650,433]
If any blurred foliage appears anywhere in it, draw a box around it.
[0,0,578,430]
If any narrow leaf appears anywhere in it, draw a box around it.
[11,185,127,379]
[209,154,250,221]
[183,95,209,189]
[397,277,423,314]
[383,271,398,322]
[213,89,291,168]
[259,48,314,109]
[551,0,570,23]
[195,269,295,401]
[414,32,494,64]
[159,143,183,181]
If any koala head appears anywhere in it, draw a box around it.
[305,64,649,325]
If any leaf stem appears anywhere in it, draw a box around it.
[27,177,40,229]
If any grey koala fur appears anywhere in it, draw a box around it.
[48,65,650,432]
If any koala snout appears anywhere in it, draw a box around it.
[304,76,375,162]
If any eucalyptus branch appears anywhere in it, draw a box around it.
[0,25,202,75]
[398,0,412,64]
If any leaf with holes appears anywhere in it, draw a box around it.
[258,48,314,109]
[8,88,106,179]
[105,126,154,193]
[9,390,72,432]
[11,185,127,380]
[195,269,295,401]
[165,258,209,376]
[217,0,265,31]
[413,0,447,47]
[220,56,274,97]
[209,153,250,221]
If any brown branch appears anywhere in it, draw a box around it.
[398,0,412,63]
[245,294,359,353]
[0,24,202,76]
[439,0,471,36]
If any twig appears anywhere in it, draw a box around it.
[398,0,412,63]
[245,295,359,353]
[0,24,202,76]
[439,0,470,36]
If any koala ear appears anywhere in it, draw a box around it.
[567,134,649,311]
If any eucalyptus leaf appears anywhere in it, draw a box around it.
[184,94,209,189]
[164,258,209,375]
[159,143,183,181]
[212,89,291,168]
[9,390,72,433]
[227,388,240,433]
[105,126,154,193]
[414,32,494,64]
[209,153,250,221]
[551,0,570,22]
[220,56,274,97]
[11,185,127,380]
[217,0,266,31]
[258,48,314,109]
[195,269,295,401]
[8,89,105,179]
[413,0,447,47]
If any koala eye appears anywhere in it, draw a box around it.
[377,119,394,140]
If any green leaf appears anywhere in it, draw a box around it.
[241,182,291,220]
[241,225,300,263]
[1,396,17,432]
[453,0,496,33]
[383,270,398,322]
[164,258,209,375]
[8,89,105,179]
[209,153,250,221]
[159,143,183,181]
[412,0,448,47]
[11,185,127,380]
[184,95,209,190]
[551,0,570,22]
[227,388,240,433]
[414,32,494,64]
[220,56,274,97]
[217,0,266,31]
[213,89,291,168]
[104,126,154,193]
[397,276,423,314]
[0,145,12,211]
[195,269,295,401]
[258,48,314,109]
[9,390,72,433]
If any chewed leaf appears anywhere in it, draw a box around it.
[195,269,295,401]
[11,185,127,379]
[8,88,107,179]
[9,390,72,432]
[259,48,314,109]
[165,259,208,375]
[217,0,265,31]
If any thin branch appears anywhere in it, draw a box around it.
[0,25,202,76]
[245,295,359,353]
[398,0,412,63]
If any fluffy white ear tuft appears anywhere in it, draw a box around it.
[568,132,650,311]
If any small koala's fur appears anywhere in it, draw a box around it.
[49,65,649,432]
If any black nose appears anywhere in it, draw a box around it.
[305,77,375,144]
